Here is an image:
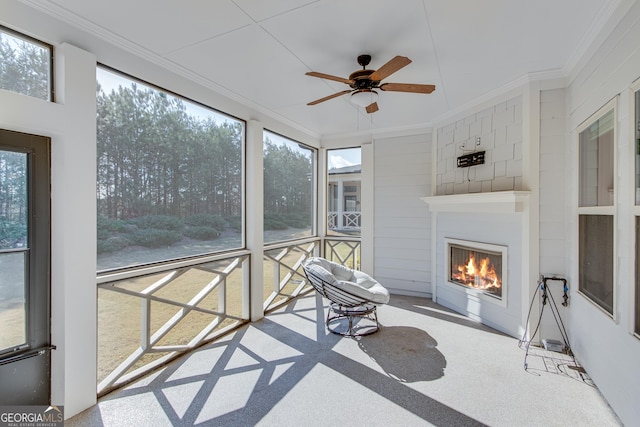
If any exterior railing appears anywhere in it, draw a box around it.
[327,212,338,230]
[96,251,250,395]
[327,211,361,230]
[95,237,359,396]
[263,238,319,312]
[324,237,361,270]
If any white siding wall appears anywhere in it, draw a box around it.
[538,89,570,342]
[373,133,431,296]
[566,1,640,424]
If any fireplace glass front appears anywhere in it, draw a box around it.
[449,242,503,299]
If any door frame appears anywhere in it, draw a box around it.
[0,129,52,404]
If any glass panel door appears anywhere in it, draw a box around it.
[0,129,51,405]
[0,150,27,353]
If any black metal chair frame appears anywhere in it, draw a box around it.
[303,266,381,336]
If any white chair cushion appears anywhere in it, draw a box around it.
[304,263,338,287]
[304,257,390,304]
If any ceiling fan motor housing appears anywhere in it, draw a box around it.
[349,70,379,89]
[351,54,379,89]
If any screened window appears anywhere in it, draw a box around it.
[96,67,244,271]
[577,101,615,316]
[579,215,614,315]
[263,131,315,243]
[579,108,614,207]
[327,147,361,236]
[0,27,52,101]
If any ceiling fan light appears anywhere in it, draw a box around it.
[350,89,378,107]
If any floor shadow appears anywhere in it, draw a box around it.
[67,294,487,427]
[387,294,509,337]
[358,325,446,382]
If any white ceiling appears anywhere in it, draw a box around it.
[21,0,621,138]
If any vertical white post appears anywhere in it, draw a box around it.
[337,177,344,229]
[522,81,541,342]
[431,128,438,301]
[317,147,327,247]
[361,140,374,273]
[246,120,264,321]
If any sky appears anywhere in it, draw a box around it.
[328,147,361,170]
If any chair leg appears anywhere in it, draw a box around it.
[347,313,354,336]
[325,303,380,336]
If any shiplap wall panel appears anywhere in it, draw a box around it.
[564,3,640,425]
[537,91,570,344]
[373,133,431,296]
[568,4,640,128]
[539,89,568,279]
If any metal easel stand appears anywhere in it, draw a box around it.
[518,276,583,374]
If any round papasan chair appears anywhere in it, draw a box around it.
[302,257,390,336]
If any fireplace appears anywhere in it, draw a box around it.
[423,192,530,338]
[446,238,507,305]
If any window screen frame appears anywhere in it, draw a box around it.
[0,25,54,102]
[95,64,246,274]
[576,97,617,319]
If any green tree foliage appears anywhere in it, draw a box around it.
[0,32,50,100]
[0,31,46,248]
[0,151,27,249]
[263,137,313,228]
[96,81,243,222]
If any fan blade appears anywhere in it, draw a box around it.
[307,90,352,105]
[305,71,353,85]
[379,83,436,94]
[369,56,412,81]
[365,102,379,114]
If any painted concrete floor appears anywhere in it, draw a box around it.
[67,294,621,426]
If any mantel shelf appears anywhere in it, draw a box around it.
[421,191,531,213]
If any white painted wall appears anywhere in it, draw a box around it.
[373,133,431,296]
[0,44,98,417]
[566,1,640,424]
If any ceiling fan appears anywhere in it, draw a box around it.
[305,54,435,113]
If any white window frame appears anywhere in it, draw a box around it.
[0,25,54,102]
[630,78,640,339]
[575,96,617,320]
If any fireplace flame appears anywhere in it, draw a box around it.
[452,255,501,290]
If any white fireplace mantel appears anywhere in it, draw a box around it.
[421,191,530,214]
